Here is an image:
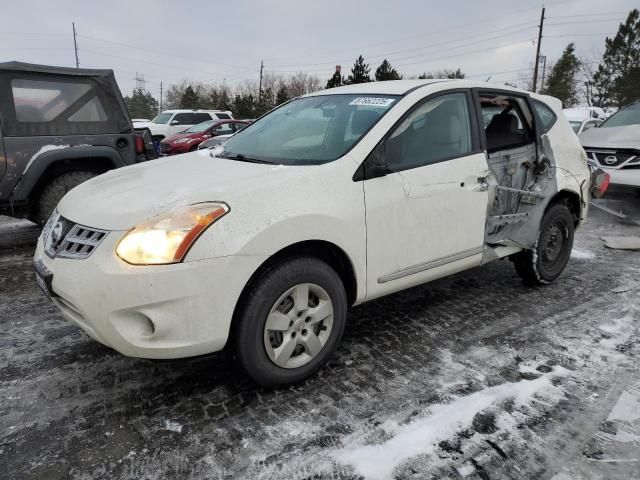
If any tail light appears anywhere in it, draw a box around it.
[591,169,610,198]
[134,135,145,154]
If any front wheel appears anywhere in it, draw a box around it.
[512,203,575,285]
[234,257,347,387]
[35,171,97,225]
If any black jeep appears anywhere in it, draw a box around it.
[0,62,156,224]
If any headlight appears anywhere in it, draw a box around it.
[116,202,229,265]
[174,138,194,144]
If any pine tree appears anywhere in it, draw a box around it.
[593,9,640,107]
[375,59,402,81]
[233,93,255,119]
[180,85,199,109]
[275,84,290,105]
[419,68,465,79]
[326,66,345,89]
[347,56,371,84]
[541,43,581,107]
[124,88,158,119]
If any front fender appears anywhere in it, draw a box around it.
[10,145,124,201]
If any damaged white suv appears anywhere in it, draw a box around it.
[34,80,596,387]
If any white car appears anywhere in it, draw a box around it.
[143,109,234,141]
[567,117,603,135]
[34,80,593,387]
[580,101,640,188]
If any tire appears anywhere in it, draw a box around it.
[234,256,347,387]
[36,171,97,225]
[512,203,575,286]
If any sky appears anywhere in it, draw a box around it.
[1,0,637,101]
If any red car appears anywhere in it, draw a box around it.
[159,119,250,155]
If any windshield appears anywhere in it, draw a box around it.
[186,120,216,133]
[221,94,399,164]
[569,121,582,133]
[152,113,173,124]
[600,103,640,128]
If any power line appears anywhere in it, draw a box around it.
[546,19,627,26]
[267,22,538,69]
[77,34,251,71]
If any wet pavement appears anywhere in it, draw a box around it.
[1,188,639,480]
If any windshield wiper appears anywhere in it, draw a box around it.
[219,152,273,164]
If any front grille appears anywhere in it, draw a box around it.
[585,149,638,169]
[44,212,108,260]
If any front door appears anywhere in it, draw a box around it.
[364,91,490,299]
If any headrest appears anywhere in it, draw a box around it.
[487,113,518,133]
[351,110,380,136]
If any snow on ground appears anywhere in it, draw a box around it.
[571,248,595,259]
[334,364,569,480]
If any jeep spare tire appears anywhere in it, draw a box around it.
[37,171,97,225]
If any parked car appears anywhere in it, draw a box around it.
[34,80,599,387]
[0,62,157,224]
[567,117,603,135]
[145,109,233,142]
[579,101,640,188]
[198,134,233,150]
[563,106,607,120]
[160,119,250,155]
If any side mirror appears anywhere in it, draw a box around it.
[365,141,391,179]
[170,120,180,125]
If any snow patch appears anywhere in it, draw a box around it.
[571,248,595,260]
[333,365,570,480]
[23,145,70,174]
[163,420,182,433]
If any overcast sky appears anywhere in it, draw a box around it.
[1,0,636,100]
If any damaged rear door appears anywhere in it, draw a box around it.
[473,90,559,251]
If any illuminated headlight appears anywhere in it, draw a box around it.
[174,138,194,144]
[116,202,229,265]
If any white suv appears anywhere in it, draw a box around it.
[140,109,234,141]
[34,80,593,387]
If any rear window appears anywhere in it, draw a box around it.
[11,79,91,122]
[532,99,557,132]
[68,96,107,122]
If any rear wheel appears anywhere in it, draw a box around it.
[36,171,97,225]
[234,256,347,387]
[512,203,575,285]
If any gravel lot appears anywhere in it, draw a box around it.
[1,189,639,480]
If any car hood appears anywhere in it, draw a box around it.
[57,151,298,230]
[579,125,640,149]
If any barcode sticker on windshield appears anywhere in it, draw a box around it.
[348,97,395,107]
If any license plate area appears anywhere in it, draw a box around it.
[33,259,56,299]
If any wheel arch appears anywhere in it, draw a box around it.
[230,240,359,336]
[547,189,582,226]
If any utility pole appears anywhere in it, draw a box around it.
[258,60,264,99]
[539,55,547,91]
[160,82,163,111]
[532,7,545,92]
[72,22,79,68]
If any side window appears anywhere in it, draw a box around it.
[192,113,212,124]
[215,113,231,120]
[68,96,107,122]
[481,95,534,151]
[531,99,557,132]
[11,79,92,122]
[173,113,196,125]
[213,123,235,135]
[385,92,472,171]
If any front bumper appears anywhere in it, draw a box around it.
[159,142,193,156]
[34,231,267,359]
